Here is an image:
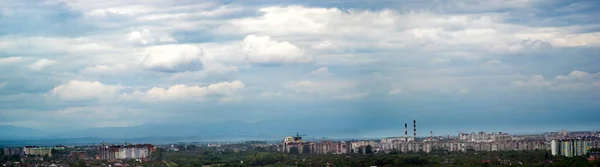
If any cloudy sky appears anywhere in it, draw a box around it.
[0,0,599,136]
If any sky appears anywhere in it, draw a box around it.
[0,0,599,137]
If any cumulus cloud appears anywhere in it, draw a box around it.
[516,71,599,90]
[509,39,552,51]
[485,59,502,65]
[29,59,57,71]
[142,44,204,72]
[159,34,177,42]
[127,29,177,44]
[569,71,589,79]
[219,4,600,63]
[514,75,551,87]
[242,35,313,64]
[128,29,154,44]
[312,40,341,51]
[555,70,595,80]
[458,88,470,94]
[3,0,600,131]
[50,80,122,101]
[0,57,24,65]
[80,64,128,75]
[125,80,245,101]
[311,67,333,77]
[332,92,369,100]
[389,88,403,95]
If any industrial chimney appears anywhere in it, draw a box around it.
[413,120,416,139]
[404,123,408,142]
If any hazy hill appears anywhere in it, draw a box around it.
[0,125,46,140]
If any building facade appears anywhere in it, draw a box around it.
[98,144,155,160]
[551,139,592,157]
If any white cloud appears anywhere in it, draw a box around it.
[128,29,154,44]
[127,29,177,44]
[259,91,284,98]
[430,58,450,64]
[555,75,569,80]
[514,75,551,87]
[485,59,502,65]
[332,92,369,100]
[0,36,119,55]
[159,34,177,42]
[0,57,23,65]
[50,80,122,101]
[142,44,204,72]
[29,59,57,71]
[311,67,333,77]
[516,71,600,90]
[125,80,245,101]
[203,61,239,74]
[85,5,153,17]
[555,70,596,80]
[569,70,588,79]
[458,88,470,94]
[80,64,128,75]
[217,5,600,66]
[241,35,313,64]
[389,88,403,95]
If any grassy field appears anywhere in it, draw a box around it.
[163,160,178,167]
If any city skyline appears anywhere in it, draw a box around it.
[1,0,600,138]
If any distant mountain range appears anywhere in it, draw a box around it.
[0,125,47,140]
[0,118,362,147]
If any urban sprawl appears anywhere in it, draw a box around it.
[2,121,600,166]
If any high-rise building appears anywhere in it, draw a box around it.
[98,144,155,160]
[551,140,559,156]
[552,139,592,157]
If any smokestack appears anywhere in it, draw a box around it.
[413,120,416,138]
[404,123,408,142]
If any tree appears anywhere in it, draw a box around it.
[365,145,373,155]
[155,148,164,161]
[78,160,87,167]
[9,155,20,162]
[302,146,311,154]
[289,147,299,154]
